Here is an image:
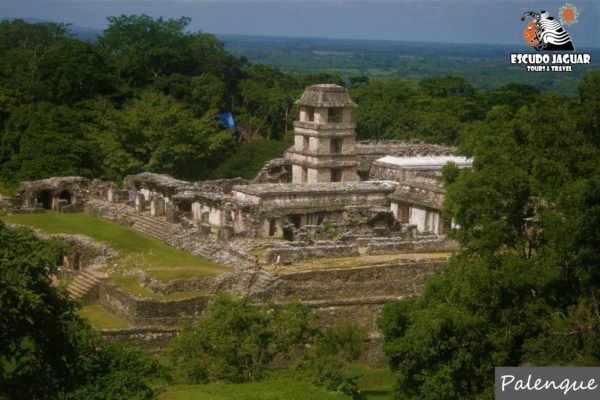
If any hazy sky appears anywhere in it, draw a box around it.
[2,0,599,47]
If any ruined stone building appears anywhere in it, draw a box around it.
[17,84,471,241]
[9,84,474,364]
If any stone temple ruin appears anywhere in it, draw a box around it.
[8,84,472,365]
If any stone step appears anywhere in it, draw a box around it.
[130,213,174,229]
[132,225,170,240]
[131,218,174,233]
[67,270,107,299]
[68,280,89,292]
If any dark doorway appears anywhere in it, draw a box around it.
[268,219,277,236]
[59,190,72,204]
[179,201,192,213]
[331,169,343,182]
[39,191,53,209]
[283,224,294,241]
[289,214,301,228]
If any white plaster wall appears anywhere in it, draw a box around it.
[140,188,152,200]
[299,107,307,122]
[209,207,221,226]
[409,206,442,234]
[309,136,320,153]
[295,135,304,152]
[307,168,319,183]
[291,165,303,184]
[234,210,245,232]
[410,207,428,233]
[191,202,202,220]
[390,202,399,219]
[315,107,327,124]
[232,190,262,204]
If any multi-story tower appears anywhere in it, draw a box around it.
[288,84,359,184]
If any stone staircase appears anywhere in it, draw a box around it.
[68,270,108,299]
[128,212,179,243]
[84,200,255,268]
[127,212,230,262]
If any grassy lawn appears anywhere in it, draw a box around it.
[157,379,349,400]
[78,304,130,329]
[2,212,231,277]
[347,364,398,400]
[264,252,451,273]
[157,366,397,400]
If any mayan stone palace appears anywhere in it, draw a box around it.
[5,84,472,365]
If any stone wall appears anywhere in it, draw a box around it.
[142,276,214,295]
[265,241,359,263]
[94,259,446,366]
[365,237,458,255]
[99,283,210,326]
[100,327,178,354]
[270,261,444,302]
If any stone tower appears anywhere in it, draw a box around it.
[289,84,359,184]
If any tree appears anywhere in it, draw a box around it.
[86,89,234,181]
[294,322,367,398]
[350,79,416,140]
[0,222,161,399]
[98,15,235,88]
[0,103,94,188]
[214,139,290,180]
[0,19,69,105]
[379,83,600,399]
[168,294,315,384]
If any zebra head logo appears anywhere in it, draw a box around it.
[521,8,576,51]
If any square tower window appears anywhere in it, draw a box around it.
[303,136,309,152]
[302,167,308,183]
[306,107,315,122]
[331,169,343,182]
[330,138,343,154]
[328,108,342,123]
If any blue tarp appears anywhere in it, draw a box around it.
[217,112,236,129]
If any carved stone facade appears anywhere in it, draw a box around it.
[287,84,359,184]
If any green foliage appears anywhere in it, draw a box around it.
[294,322,367,399]
[168,294,316,384]
[214,139,290,180]
[86,89,234,181]
[0,221,162,399]
[323,220,338,238]
[379,75,600,399]
[0,222,73,399]
[0,102,94,187]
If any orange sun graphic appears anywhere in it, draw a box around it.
[559,3,579,26]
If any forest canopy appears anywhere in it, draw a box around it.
[0,16,557,192]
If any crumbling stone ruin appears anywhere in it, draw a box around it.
[5,84,473,365]
[18,176,88,212]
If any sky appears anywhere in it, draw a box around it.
[1,0,599,47]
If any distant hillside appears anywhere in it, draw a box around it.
[218,34,600,94]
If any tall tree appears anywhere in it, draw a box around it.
[379,80,600,399]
